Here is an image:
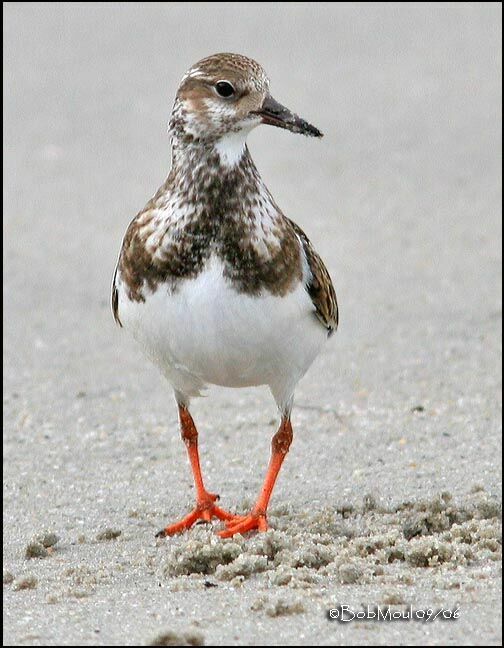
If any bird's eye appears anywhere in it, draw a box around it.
[215,81,235,98]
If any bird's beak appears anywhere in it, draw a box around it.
[251,94,323,138]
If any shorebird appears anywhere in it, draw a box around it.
[112,53,338,538]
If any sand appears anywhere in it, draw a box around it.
[3,2,502,646]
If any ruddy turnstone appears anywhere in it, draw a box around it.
[112,53,338,538]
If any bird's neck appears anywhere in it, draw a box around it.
[170,129,249,172]
[168,134,275,217]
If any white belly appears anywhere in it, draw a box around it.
[117,256,327,406]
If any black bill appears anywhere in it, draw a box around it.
[252,94,323,138]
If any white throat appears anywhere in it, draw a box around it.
[214,129,250,167]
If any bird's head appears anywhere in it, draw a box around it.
[169,53,322,163]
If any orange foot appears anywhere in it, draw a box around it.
[218,510,268,538]
[156,493,235,537]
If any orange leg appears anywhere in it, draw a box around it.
[219,417,293,538]
[156,405,235,537]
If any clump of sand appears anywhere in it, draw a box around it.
[162,525,335,582]
[96,528,122,541]
[159,489,501,590]
[12,575,37,591]
[25,542,49,559]
[251,594,306,616]
[25,532,60,559]
[3,571,15,585]
[162,535,242,576]
[147,630,204,646]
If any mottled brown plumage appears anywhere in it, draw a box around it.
[111,53,339,539]
[115,146,307,310]
[113,142,336,333]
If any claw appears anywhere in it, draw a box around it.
[156,493,235,537]
[218,511,268,538]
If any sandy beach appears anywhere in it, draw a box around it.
[3,3,502,645]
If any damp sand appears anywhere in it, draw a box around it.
[3,490,501,645]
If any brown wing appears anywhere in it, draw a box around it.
[287,219,338,335]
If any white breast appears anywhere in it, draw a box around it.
[116,256,327,408]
